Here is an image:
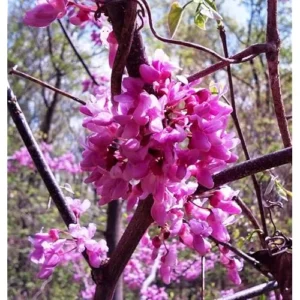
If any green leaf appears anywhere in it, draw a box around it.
[204,0,217,11]
[168,2,184,38]
[194,12,208,30]
[200,4,223,20]
[275,181,292,200]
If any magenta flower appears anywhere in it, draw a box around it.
[66,197,91,219]
[209,187,242,214]
[160,245,177,284]
[24,0,68,27]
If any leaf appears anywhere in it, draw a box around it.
[194,12,208,30]
[176,75,188,85]
[203,0,217,11]
[47,197,52,210]
[168,2,184,38]
[61,183,75,194]
[264,176,276,196]
[275,181,292,199]
[200,4,222,20]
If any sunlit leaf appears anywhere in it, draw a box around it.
[194,12,208,30]
[264,176,276,196]
[168,2,184,38]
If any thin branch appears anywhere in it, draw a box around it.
[195,147,292,195]
[219,281,278,300]
[139,0,235,63]
[218,24,268,242]
[187,43,274,82]
[209,236,270,277]
[234,197,262,233]
[141,252,161,294]
[266,0,292,147]
[57,19,99,86]
[200,256,205,300]
[9,67,86,105]
[7,83,90,265]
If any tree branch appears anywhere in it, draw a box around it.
[218,24,268,243]
[8,82,92,267]
[209,236,269,277]
[187,43,274,82]
[108,0,137,97]
[93,196,154,300]
[8,82,76,226]
[195,147,292,195]
[219,281,278,300]
[57,19,99,86]
[266,0,291,147]
[9,67,85,105]
[139,0,235,63]
[234,197,262,234]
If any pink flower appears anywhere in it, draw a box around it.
[207,208,231,242]
[68,223,97,252]
[66,197,91,219]
[85,239,108,268]
[160,245,177,284]
[23,0,68,27]
[209,187,242,214]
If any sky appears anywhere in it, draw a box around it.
[222,0,249,28]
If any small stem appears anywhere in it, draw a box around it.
[209,236,271,278]
[9,68,86,105]
[200,256,205,300]
[182,0,193,10]
[139,0,235,63]
[234,197,263,235]
[57,19,99,86]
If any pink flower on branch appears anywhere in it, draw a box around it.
[23,0,97,27]
[28,197,108,279]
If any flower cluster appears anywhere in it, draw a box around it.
[80,48,242,285]
[8,143,81,174]
[23,0,97,28]
[23,1,119,68]
[28,197,108,279]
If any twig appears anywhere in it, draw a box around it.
[266,0,291,147]
[218,24,268,243]
[234,197,262,233]
[9,67,86,105]
[141,252,161,294]
[195,147,292,195]
[139,0,235,63]
[219,281,278,300]
[32,277,52,300]
[7,82,90,265]
[187,43,274,82]
[209,236,269,277]
[200,256,205,300]
[57,19,99,86]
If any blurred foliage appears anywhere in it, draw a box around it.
[7,0,291,299]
